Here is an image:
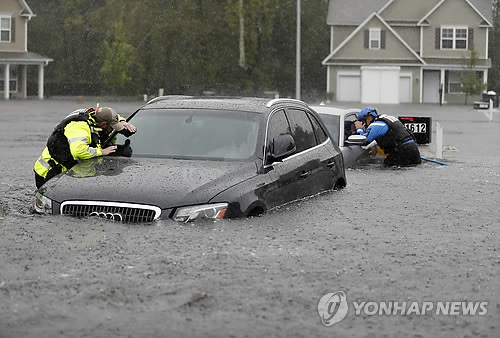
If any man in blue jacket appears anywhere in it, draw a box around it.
[353,107,421,166]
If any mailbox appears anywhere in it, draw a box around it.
[398,116,432,144]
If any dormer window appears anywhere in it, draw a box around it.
[0,16,12,42]
[369,28,381,49]
[441,27,467,50]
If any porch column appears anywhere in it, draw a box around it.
[419,68,423,103]
[22,65,27,99]
[38,63,44,99]
[440,69,445,105]
[4,64,10,100]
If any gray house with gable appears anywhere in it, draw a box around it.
[322,0,493,104]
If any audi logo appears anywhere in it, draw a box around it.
[89,211,123,221]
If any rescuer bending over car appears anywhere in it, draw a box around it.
[353,107,421,167]
[34,106,136,189]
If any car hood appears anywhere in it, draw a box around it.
[44,156,257,209]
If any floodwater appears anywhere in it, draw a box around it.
[0,98,499,337]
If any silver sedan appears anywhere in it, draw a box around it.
[310,105,380,167]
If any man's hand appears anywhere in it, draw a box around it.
[354,121,365,129]
[121,121,137,133]
[102,145,117,156]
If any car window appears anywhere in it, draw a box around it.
[318,114,340,145]
[266,109,291,153]
[345,112,358,122]
[286,109,317,153]
[115,108,260,161]
[307,113,328,144]
[344,112,358,141]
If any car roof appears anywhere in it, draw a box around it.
[144,96,310,114]
[310,105,359,118]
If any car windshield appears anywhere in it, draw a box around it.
[318,114,340,144]
[116,108,261,161]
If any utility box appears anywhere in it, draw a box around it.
[474,91,499,109]
[398,116,432,144]
[482,91,498,108]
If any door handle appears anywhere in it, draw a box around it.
[326,161,336,168]
[300,171,309,179]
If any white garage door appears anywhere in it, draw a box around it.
[361,67,400,104]
[337,74,360,102]
[399,75,412,103]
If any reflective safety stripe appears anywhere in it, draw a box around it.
[68,136,88,144]
[87,147,97,157]
[370,121,387,127]
[37,157,51,170]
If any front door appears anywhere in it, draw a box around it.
[423,70,440,103]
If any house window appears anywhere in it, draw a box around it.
[446,70,483,94]
[369,28,381,49]
[0,67,17,93]
[0,80,18,92]
[0,16,12,42]
[448,82,462,93]
[441,27,467,50]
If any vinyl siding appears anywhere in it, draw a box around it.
[422,0,488,58]
[331,26,357,51]
[391,26,421,52]
[0,0,27,52]
[333,17,419,61]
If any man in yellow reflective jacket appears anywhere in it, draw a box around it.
[34,106,136,189]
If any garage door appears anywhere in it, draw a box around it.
[361,67,399,104]
[337,74,360,102]
[399,75,412,103]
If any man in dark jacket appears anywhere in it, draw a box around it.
[354,107,421,166]
[34,106,136,189]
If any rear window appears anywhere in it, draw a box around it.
[116,108,261,161]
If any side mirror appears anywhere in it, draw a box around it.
[271,134,296,161]
[346,135,368,145]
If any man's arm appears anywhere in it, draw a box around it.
[65,122,102,160]
[364,121,389,143]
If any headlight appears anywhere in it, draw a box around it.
[33,192,53,214]
[173,203,228,222]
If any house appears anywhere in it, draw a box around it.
[322,0,493,104]
[0,0,52,99]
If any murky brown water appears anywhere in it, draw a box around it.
[0,99,499,337]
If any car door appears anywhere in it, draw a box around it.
[260,109,301,207]
[283,108,336,199]
[342,111,369,167]
[307,111,342,180]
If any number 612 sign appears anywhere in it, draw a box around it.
[398,116,432,144]
[404,122,426,133]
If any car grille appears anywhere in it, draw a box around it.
[60,201,161,223]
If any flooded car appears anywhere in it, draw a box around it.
[311,105,379,167]
[34,97,346,222]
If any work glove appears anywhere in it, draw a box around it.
[114,139,133,157]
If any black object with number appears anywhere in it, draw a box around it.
[398,116,431,144]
